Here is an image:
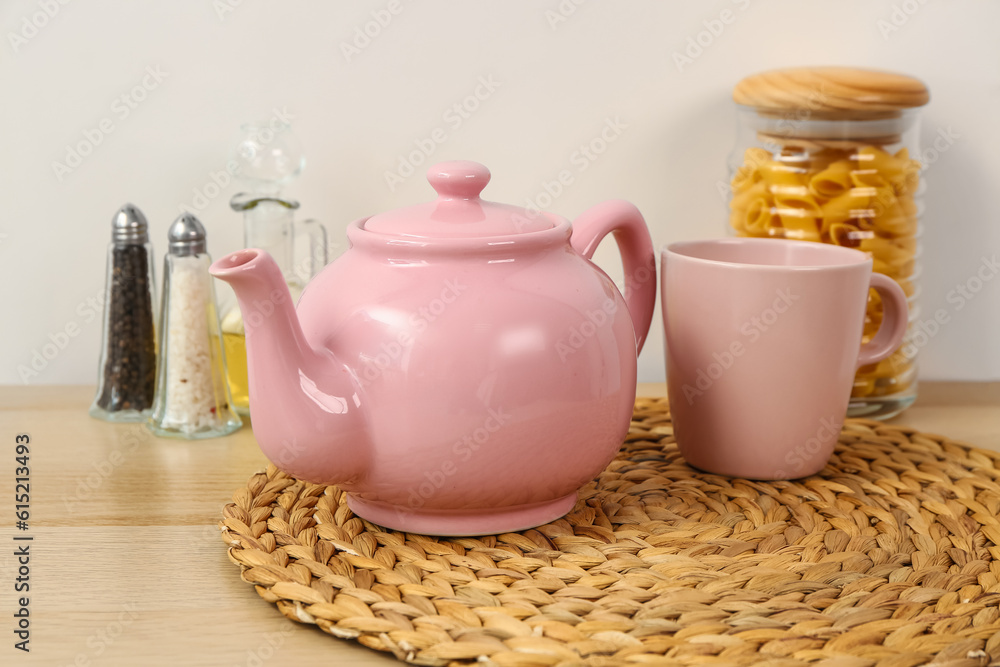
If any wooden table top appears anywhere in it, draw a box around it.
[2,383,998,666]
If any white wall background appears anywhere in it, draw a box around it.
[2,0,998,387]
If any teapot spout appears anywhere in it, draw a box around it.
[210,249,370,486]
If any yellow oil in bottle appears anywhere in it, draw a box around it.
[222,331,249,414]
[219,283,300,416]
[220,306,249,415]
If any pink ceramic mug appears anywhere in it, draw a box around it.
[661,238,908,479]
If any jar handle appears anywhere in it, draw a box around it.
[570,200,656,354]
[856,274,909,368]
[293,218,329,283]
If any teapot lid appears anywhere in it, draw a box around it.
[362,161,556,238]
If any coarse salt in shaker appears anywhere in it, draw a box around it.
[148,213,242,439]
[89,203,157,422]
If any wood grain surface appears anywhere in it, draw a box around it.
[733,67,930,116]
[0,383,996,666]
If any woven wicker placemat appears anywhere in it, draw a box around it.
[220,398,1000,666]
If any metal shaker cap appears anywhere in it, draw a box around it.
[112,203,150,244]
[167,213,208,256]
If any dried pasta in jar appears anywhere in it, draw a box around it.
[731,67,929,418]
[729,142,921,401]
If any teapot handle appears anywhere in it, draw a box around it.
[570,200,656,354]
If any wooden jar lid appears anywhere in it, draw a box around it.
[734,67,929,119]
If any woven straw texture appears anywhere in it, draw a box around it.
[220,398,1000,666]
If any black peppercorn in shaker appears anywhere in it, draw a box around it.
[89,203,158,422]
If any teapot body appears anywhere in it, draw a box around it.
[212,161,657,536]
[294,219,639,534]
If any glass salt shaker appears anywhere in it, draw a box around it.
[90,203,157,422]
[148,213,242,439]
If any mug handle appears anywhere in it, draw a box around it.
[570,200,656,354]
[856,273,909,368]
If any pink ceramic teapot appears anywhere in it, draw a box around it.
[210,160,655,535]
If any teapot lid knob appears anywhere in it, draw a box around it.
[362,159,555,238]
[426,161,490,200]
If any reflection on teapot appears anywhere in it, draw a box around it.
[210,160,655,535]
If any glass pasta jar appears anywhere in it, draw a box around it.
[728,67,929,419]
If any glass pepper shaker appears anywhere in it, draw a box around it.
[89,203,158,422]
[148,213,242,439]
